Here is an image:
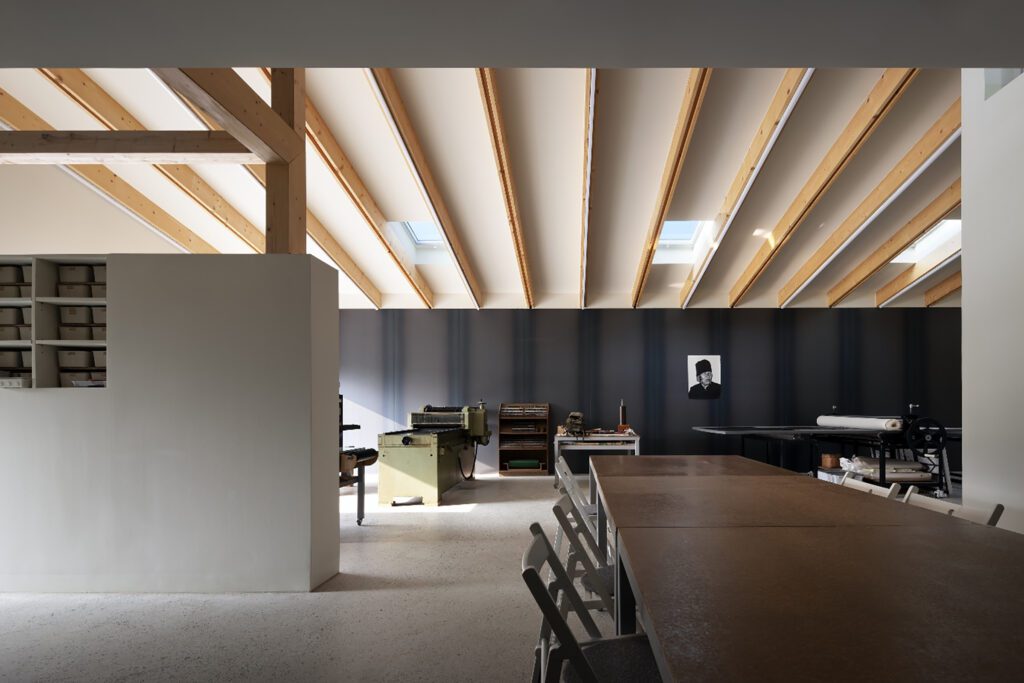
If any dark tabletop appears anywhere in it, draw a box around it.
[590,455,796,479]
[619,524,1024,682]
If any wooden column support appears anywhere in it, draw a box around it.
[266,68,306,255]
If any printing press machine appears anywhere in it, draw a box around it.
[378,403,491,506]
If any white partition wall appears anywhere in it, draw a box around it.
[0,254,339,591]
[962,70,1024,533]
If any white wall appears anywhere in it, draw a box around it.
[0,166,181,254]
[962,70,1024,532]
[0,254,339,591]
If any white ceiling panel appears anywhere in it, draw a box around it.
[389,68,523,301]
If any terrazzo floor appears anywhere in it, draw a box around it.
[0,472,582,682]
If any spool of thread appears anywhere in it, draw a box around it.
[820,454,840,469]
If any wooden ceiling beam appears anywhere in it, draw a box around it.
[265,68,306,255]
[306,211,383,309]
[631,67,711,308]
[780,98,961,307]
[301,85,433,308]
[40,68,265,252]
[876,236,960,306]
[827,178,960,307]
[728,67,918,307]
[368,68,483,309]
[0,87,216,254]
[924,270,962,306]
[153,68,303,163]
[0,130,258,164]
[580,68,596,309]
[477,68,533,308]
[680,68,812,307]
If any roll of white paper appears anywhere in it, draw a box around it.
[816,415,903,431]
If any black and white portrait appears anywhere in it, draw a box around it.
[687,355,722,400]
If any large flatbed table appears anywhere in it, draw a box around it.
[591,455,1024,681]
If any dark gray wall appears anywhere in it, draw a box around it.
[340,308,962,473]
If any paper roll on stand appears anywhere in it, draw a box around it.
[815,415,903,431]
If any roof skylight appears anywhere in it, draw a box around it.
[891,219,961,264]
[403,221,443,245]
[660,220,702,244]
[653,220,711,264]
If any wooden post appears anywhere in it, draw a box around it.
[266,68,306,255]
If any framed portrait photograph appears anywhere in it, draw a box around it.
[687,355,722,400]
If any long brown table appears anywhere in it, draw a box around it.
[591,455,1024,681]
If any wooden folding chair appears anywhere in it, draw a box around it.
[552,494,614,613]
[839,472,901,499]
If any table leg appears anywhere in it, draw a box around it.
[615,537,636,635]
[589,467,597,505]
[598,497,608,560]
[356,465,365,526]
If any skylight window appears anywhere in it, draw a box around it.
[403,221,443,245]
[892,219,961,264]
[653,220,711,264]
[660,220,702,244]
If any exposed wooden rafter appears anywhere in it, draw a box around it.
[293,74,432,308]
[368,68,483,309]
[827,178,960,307]
[680,68,812,307]
[631,67,711,308]
[170,70,381,307]
[780,98,961,307]
[0,86,216,254]
[924,270,962,306]
[477,68,533,308]
[580,68,596,309]
[0,130,258,164]
[40,68,265,252]
[876,236,960,307]
[728,68,919,307]
[153,68,303,163]
[265,68,306,255]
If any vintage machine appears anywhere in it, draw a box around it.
[378,402,491,506]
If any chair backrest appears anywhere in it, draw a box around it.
[839,472,901,499]
[552,494,613,612]
[903,490,958,515]
[523,522,603,683]
[950,503,1005,527]
[554,456,592,518]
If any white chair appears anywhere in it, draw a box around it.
[522,522,661,683]
[554,455,598,520]
[903,490,958,514]
[839,472,901,499]
[950,503,1005,527]
[552,494,614,613]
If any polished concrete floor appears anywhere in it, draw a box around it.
[0,473,585,682]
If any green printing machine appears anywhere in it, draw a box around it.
[378,403,491,506]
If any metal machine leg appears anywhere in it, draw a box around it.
[356,464,365,526]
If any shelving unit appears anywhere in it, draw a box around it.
[0,255,107,389]
[498,402,551,476]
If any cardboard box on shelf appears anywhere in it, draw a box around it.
[21,308,31,325]
[59,326,91,341]
[58,265,93,283]
[60,307,92,325]
[0,266,18,284]
[0,327,17,341]
[91,285,107,298]
[0,351,21,368]
[58,284,91,297]
[93,350,107,368]
[19,286,31,297]
[18,326,31,340]
[0,309,19,325]
[93,307,106,324]
[57,350,92,368]
[0,285,20,298]
[20,351,31,368]
[59,372,91,388]
[92,327,106,341]
[93,265,106,284]
[21,265,32,283]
